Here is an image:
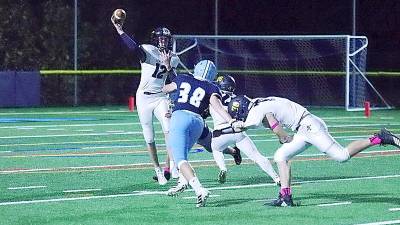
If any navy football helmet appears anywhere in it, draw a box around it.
[215,74,236,93]
[151,27,172,50]
[228,95,252,121]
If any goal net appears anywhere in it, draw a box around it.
[173,35,391,110]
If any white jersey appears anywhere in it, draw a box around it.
[137,44,180,94]
[244,96,308,131]
[210,92,236,129]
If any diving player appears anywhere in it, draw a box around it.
[227,95,400,207]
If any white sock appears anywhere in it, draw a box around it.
[212,150,227,171]
[189,177,203,195]
[178,172,188,185]
[256,157,280,182]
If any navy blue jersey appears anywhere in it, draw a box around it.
[171,74,221,115]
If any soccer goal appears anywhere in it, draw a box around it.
[173,35,391,111]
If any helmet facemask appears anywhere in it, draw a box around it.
[151,27,172,51]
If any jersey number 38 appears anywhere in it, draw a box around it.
[177,82,205,108]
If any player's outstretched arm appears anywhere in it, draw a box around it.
[264,113,293,144]
[162,82,177,94]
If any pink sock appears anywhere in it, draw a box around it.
[280,187,292,196]
[163,167,170,173]
[369,136,382,145]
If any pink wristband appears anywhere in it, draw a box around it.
[270,122,279,130]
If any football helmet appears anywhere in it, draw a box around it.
[228,95,252,121]
[193,60,217,81]
[215,74,236,93]
[150,27,172,50]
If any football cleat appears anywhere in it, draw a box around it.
[153,169,172,182]
[196,188,210,207]
[376,128,400,148]
[232,147,242,165]
[268,193,294,207]
[167,182,188,196]
[218,170,227,184]
[154,167,167,185]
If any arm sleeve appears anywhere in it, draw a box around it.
[120,33,146,62]
[165,69,177,85]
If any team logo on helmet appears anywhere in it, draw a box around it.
[231,101,240,112]
[228,95,251,121]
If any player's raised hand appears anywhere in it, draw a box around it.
[160,50,172,71]
[111,15,124,34]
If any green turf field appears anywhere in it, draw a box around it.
[0,106,399,225]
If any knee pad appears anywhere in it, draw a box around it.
[274,149,288,162]
[326,144,350,163]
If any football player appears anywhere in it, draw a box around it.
[162,60,235,207]
[198,74,280,184]
[111,15,179,185]
[227,95,400,207]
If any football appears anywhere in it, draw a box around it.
[112,9,126,24]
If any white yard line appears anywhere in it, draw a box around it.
[0,131,141,139]
[0,139,135,147]
[0,122,140,129]
[8,186,47,190]
[182,194,220,199]
[0,174,399,206]
[63,189,102,193]
[318,201,352,207]
[389,208,400,212]
[354,220,400,225]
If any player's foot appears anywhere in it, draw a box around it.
[163,168,171,180]
[232,147,242,165]
[171,167,179,179]
[152,168,172,182]
[154,167,167,185]
[196,188,210,207]
[376,128,400,148]
[218,170,227,184]
[268,193,294,207]
[167,181,188,196]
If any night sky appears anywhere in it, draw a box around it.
[95,0,400,70]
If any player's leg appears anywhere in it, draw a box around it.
[168,111,209,207]
[235,133,280,184]
[270,134,309,207]
[211,133,238,183]
[196,126,227,184]
[154,97,175,179]
[136,94,166,185]
[223,146,242,165]
[309,119,400,161]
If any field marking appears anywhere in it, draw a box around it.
[0,122,140,129]
[0,174,399,206]
[1,149,399,173]
[389,208,400,212]
[47,128,65,131]
[8,186,47,190]
[0,139,137,147]
[354,220,400,225]
[318,201,352,207]
[0,131,140,139]
[182,194,220,199]
[63,189,102,193]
